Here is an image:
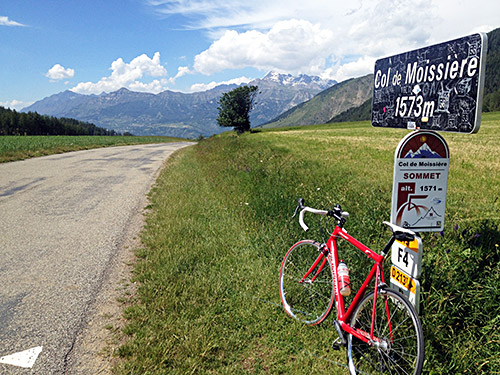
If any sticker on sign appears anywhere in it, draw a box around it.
[390,266,421,313]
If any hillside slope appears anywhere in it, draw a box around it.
[260,74,372,128]
[483,27,500,112]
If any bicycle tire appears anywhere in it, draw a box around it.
[347,288,424,375]
[279,240,334,325]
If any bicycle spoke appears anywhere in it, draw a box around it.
[347,289,424,375]
[279,241,334,325]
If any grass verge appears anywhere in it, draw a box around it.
[0,135,187,163]
[116,112,500,374]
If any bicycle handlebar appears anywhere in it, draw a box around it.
[294,198,349,232]
[299,207,329,231]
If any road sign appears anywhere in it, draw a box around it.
[390,266,421,313]
[372,33,487,133]
[391,235,423,278]
[391,130,449,232]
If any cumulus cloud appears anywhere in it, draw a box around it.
[190,76,253,92]
[71,52,168,95]
[150,0,465,82]
[147,0,499,88]
[0,16,26,27]
[194,19,333,76]
[169,66,192,84]
[322,56,376,83]
[46,64,75,81]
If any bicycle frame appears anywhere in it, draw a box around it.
[300,224,391,345]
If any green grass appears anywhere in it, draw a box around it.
[116,113,500,374]
[0,135,187,163]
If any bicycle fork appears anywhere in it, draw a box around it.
[298,245,329,284]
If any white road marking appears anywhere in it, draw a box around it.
[0,346,43,368]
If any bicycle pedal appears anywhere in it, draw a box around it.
[331,337,343,351]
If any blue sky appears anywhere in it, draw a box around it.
[1,0,499,110]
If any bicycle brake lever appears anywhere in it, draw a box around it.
[292,198,306,218]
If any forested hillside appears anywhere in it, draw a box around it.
[0,106,121,136]
[483,27,500,112]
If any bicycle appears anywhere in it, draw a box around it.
[279,198,424,374]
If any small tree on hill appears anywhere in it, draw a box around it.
[217,85,258,134]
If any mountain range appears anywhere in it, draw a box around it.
[23,72,336,138]
[404,143,441,158]
[22,27,500,138]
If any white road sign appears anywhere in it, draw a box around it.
[391,130,450,232]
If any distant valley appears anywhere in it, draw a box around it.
[23,72,336,138]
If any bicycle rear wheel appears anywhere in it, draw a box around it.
[279,240,334,325]
[347,288,424,374]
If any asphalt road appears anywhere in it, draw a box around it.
[0,142,193,374]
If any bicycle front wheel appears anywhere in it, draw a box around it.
[279,240,334,325]
[347,288,424,374]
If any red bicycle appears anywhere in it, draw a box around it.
[279,199,424,374]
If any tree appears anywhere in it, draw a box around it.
[217,85,258,134]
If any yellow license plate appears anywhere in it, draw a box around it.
[390,266,416,293]
[395,238,419,252]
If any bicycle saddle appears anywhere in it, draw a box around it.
[383,221,416,242]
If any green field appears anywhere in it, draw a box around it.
[0,135,186,163]
[114,113,500,374]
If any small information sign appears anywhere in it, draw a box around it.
[391,130,450,232]
[391,235,423,278]
[372,33,487,133]
[390,265,421,313]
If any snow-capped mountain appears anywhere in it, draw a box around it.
[404,143,442,158]
[262,71,336,90]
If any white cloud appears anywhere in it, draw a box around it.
[169,66,192,84]
[46,64,75,81]
[322,56,376,83]
[0,16,26,27]
[71,52,168,95]
[0,99,33,111]
[190,76,253,92]
[194,19,333,76]
[151,0,500,84]
[148,0,353,30]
